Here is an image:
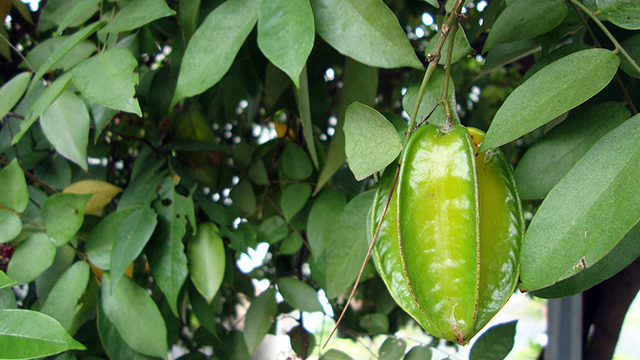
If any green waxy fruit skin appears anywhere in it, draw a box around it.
[371,124,523,345]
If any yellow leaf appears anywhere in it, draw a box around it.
[63,180,123,216]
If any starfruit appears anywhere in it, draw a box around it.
[370,124,523,345]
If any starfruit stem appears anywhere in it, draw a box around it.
[441,19,459,126]
[405,0,466,143]
[323,162,402,348]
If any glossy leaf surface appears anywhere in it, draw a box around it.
[72,47,142,116]
[515,102,630,199]
[7,233,56,285]
[244,287,277,354]
[277,277,323,313]
[480,49,620,151]
[257,0,314,87]
[483,0,568,52]
[147,178,192,316]
[0,72,31,120]
[173,0,259,104]
[311,0,422,69]
[521,114,640,291]
[40,90,90,170]
[42,193,91,246]
[40,261,90,331]
[101,0,176,33]
[0,309,85,359]
[101,273,168,359]
[597,0,640,29]
[0,160,29,212]
[110,206,157,289]
[344,102,401,180]
[324,190,374,298]
[187,222,225,303]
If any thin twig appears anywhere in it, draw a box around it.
[323,162,401,348]
[0,33,36,73]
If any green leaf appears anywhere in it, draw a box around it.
[248,160,270,186]
[378,337,405,360]
[230,180,256,214]
[597,0,640,29]
[282,142,313,180]
[483,0,567,52]
[289,325,316,359]
[619,33,640,79]
[277,277,322,312]
[469,321,517,360]
[533,222,640,299]
[294,65,320,168]
[72,47,142,116]
[257,0,314,87]
[40,89,91,170]
[481,38,539,75]
[118,147,166,210]
[29,21,105,93]
[515,102,630,199]
[0,271,15,290]
[281,184,312,222]
[110,206,157,289]
[147,178,191,316]
[243,287,277,355]
[57,0,101,33]
[42,193,91,246]
[178,0,201,41]
[310,0,422,69]
[280,232,304,255]
[344,103,401,180]
[187,222,225,303]
[0,210,22,243]
[479,49,620,151]
[404,345,432,360]
[101,0,176,34]
[314,58,378,195]
[402,68,456,126]
[40,261,90,331]
[0,309,85,359]
[257,216,289,244]
[324,190,375,298]
[360,313,389,335]
[520,114,640,291]
[172,0,260,104]
[6,233,56,285]
[0,160,29,213]
[307,189,346,257]
[0,72,31,120]
[35,245,76,302]
[320,349,353,360]
[12,73,73,146]
[97,299,156,360]
[101,273,168,359]
[86,207,139,270]
[39,0,96,32]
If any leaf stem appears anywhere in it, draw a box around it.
[568,0,640,76]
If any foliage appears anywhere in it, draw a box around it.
[0,0,639,359]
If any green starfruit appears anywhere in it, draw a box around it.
[371,124,523,345]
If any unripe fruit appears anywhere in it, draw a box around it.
[371,124,523,345]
